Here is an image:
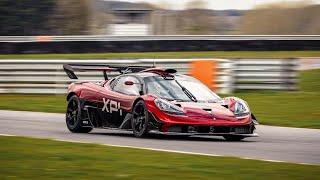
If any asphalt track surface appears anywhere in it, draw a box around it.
[0,110,319,165]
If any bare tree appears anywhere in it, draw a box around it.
[49,0,90,35]
[176,9,216,35]
[238,1,320,34]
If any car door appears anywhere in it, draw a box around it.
[99,75,141,128]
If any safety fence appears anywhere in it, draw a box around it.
[1,35,320,42]
[0,58,299,94]
[1,35,320,53]
[233,58,299,90]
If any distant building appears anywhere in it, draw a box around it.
[90,0,243,35]
[109,8,153,35]
[91,1,154,35]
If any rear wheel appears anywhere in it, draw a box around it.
[66,95,92,133]
[223,135,245,141]
[132,100,149,137]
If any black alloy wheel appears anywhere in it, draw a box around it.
[66,95,92,133]
[132,100,149,137]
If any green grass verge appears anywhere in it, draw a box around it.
[0,69,319,129]
[235,91,320,128]
[234,69,320,128]
[0,94,65,113]
[0,51,320,59]
[0,136,319,179]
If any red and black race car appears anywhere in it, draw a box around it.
[63,64,258,141]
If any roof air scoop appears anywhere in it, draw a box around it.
[165,69,177,74]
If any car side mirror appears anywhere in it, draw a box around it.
[124,81,134,86]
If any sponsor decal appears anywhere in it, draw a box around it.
[102,98,123,116]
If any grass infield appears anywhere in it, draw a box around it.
[0,136,319,179]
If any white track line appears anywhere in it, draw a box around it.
[0,134,317,166]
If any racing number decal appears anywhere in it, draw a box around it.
[102,98,123,116]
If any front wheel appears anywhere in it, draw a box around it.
[131,100,149,137]
[223,135,245,141]
[66,95,92,133]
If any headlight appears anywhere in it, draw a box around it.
[154,98,184,115]
[234,100,250,116]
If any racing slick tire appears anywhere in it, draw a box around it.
[223,135,245,141]
[132,100,149,137]
[66,95,92,133]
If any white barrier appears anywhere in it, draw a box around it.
[0,35,320,42]
[233,58,299,90]
[0,58,298,94]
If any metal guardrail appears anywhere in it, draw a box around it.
[0,59,298,94]
[234,59,299,90]
[0,35,320,42]
[300,58,320,70]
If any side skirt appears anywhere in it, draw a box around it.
[82,104,133,130]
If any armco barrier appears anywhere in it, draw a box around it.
[0,58,298,94]
[1,35,320,42]
[0,35,320,53]
[233,58,299,90]
[299,58,320,70]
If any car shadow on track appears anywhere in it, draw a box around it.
[89,131,257,142]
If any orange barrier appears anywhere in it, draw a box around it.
[35,36,53,42]
[189,60,217,91]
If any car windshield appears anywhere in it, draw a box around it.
[144,75,221,102]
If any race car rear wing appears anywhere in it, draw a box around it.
[63,64,154,80]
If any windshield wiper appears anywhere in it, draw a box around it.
[175,80,197,102]
[182,87,197,102]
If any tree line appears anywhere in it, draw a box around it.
[0,0,90,35]
[0,0,319,35]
